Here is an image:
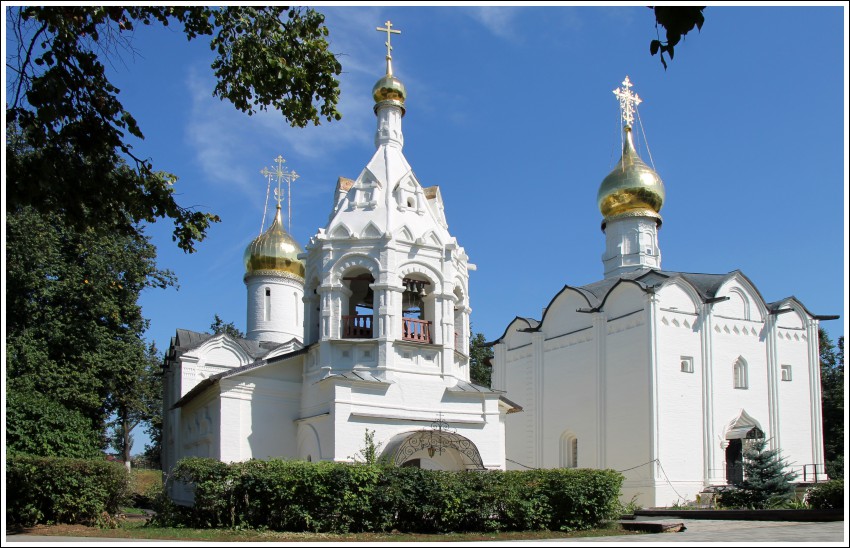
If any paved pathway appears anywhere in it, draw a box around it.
[6,519,847,544]
[530,518,847,543]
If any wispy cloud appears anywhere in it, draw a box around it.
[465,6,523,40]
[184,66,258,195]
[183,6,389,193]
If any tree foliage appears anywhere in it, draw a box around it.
[6,6,342,253]
[469,332,493,388]
[5,191,174,456]
[109,342,164,468]
[210,314,246,339]
[819,329,844,478]
[649,6,705,70]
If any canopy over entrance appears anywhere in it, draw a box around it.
[723,409,765,440]
[382,429,486,470]
[726,425,765,440]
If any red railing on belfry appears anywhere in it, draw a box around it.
[402,318,431,343]
[343,315,373,338]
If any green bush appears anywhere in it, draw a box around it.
[163,458,623,533]
[806,480,844,509]
[6,454,130,527]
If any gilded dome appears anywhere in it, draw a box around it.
[372,73,406,110]
[598,127,665,221]
[244,206,305,279]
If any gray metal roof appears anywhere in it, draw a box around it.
[170,342,311,409]
[489,267,831,344]
[320,370,389,385]
[446,379,498,394]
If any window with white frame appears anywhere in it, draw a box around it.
[780,364,792,382]
[681,356,694,373]
[734,358,748,389]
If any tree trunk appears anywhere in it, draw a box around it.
[122,412,132,472]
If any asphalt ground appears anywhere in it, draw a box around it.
[4,518,847,544]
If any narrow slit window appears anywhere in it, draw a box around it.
[265,288,271,321]
[734,359,748,389]
[780,364,792,382]
[681,356,694,373]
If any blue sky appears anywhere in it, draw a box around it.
[7,5,848,452]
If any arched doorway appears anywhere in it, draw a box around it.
[723,410,765,485]
[381,429,486,471]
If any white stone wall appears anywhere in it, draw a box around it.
[245,274,305,343]
[497,273,826,508]
[217,369,302,462]
[328,374,506,469]
[654,282,705,504]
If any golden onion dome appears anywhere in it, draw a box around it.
[244,206,305,279]
[598,126,665,222]
[372,73,406,113]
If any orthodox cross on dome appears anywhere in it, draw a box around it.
[261,154,299,232]
[613,76,642,128]
[376,20,401,75]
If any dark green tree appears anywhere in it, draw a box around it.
[649,6,705,70]
[720,438,797,509]
[819,329,844,478]
[210,314,246,339]
[6,6,342,253]
[469,332,493,388]
[6,389,103,458]
[6,197,174,457]
[109,341,164,470]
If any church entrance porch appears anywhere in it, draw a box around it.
[724,424,765,486]
[382,429,485,471]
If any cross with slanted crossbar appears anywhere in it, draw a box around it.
[377,20,401,62]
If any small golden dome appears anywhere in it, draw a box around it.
[372,73,406,109]
[598,127,665,220]
[244,206,305,279]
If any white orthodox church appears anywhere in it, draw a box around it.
[163,24,518,503]
[163,24,833,509]
[490,78,834,507]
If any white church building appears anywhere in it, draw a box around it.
[162,23,518,503]
[490,77,834,507]
[163,24,833,509]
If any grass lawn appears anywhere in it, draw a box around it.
[10,517,644,542]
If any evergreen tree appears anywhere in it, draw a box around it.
[469,332,493,388]
[720,438,797,509]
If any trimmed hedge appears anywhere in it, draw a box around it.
[158,458,624,533]
[805,479,843,509]
[6,454,130,526]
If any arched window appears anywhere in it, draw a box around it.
[341,268,375,339]
[560,433,578,468]
[734,357,748,389]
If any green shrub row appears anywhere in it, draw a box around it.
[805,479,843,509]
[156,458,624,534]
[6,454,131,526]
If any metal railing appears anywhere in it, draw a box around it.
[801,463,824,483]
